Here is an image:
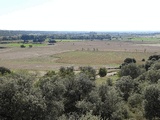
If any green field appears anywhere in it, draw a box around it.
[6,43,47,47]
[55,39,83,42]
[129,37,160,42]
[53,51,152,66]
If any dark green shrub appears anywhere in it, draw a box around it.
[79,66,96,81]
[0,67,11,75]
[20,44,26,48]
[128,93,143,108]
[98,67,107,77]
[119,63,141,79]
[148,55,160,61]
[144,84,160,120]
[142,58,145,62]
[58,66,74,78]
[124,58,136,64]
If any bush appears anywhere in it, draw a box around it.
[119,63,141,79]
[29,45,33,48]
[116,76,135,101]
[44,70,56,77]
[79,66,96,81]
[0,67,11,75]
[98,67,107,77]
[124,58,136,64]
[20,44,26,48]
[58,66,74,78]
[148,55,160,61]
[144,84,160,119]
[142,58,145,62]
[128,93,143,108]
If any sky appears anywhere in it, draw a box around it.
[0,0,160,31]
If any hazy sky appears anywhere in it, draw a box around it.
[0,0,160,31]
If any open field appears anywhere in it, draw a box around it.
[54,51,151,66]
[6,43,47,47]
[129,37,160,42]
[0,40,159,71]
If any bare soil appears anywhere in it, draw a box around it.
[0,41,159,70]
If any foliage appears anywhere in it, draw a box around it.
[148,55,160,61]
[38,76,65,119]
[145,69,160,83]
[128,93,143,108]
[58,66,74,78]
[116,76,135,101]
[119,63,141,79]
[44,70,56,77]
[0,67,11,75]
[143,84,160,120]
[20,44,26,48]
[79,66,96,81]
[124,58,136,64]
[0,73,46,120]
[150,61,160,70]
[98,67,107,77]
[29,44,33,48]
[98,83,127,120]
[0,54,160,120]
[63,73,95,114]
[145,60,155,71]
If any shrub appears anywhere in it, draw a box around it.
[116,76,135,101]
[144,84,160,119]
[124,58,136,64]
[0,67,11,75]
[79,66,96,81]
[44,70,56,77]
[20,44,26,48]
[58,66,74,78]
[29,45,33,48]
[148,55,160,61]
[128,93,143,108]
[142,58,145,62]
[119,63,141,79]
[98,67,107,77]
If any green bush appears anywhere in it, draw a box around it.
[29,45,33,48]
[0,67,11,75]
[119,63,141,79]
[79,66,96,81]
[98,67,107,77]
[20,44,26,48]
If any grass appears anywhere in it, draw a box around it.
[55,39,83,42]
[53,51,152,66]
[95,74,119,85]
[129,37,160,42]
[6,43,47,47]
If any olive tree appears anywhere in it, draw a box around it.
[119,63,141,79]
[0,73,46,120]
[38,76,65,119]
[116,76,135,101]
[143,84,160,120]
[79,66,96,81]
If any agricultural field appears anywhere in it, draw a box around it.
[0,40,159,71]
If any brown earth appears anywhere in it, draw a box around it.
[0,41,159,70]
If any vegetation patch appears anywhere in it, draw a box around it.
[6,43,47,47]
[54,51,152,66]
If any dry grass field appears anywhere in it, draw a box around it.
[0,40,159,71]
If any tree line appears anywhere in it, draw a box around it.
[0,32,111,41]
[0,55,160,120]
